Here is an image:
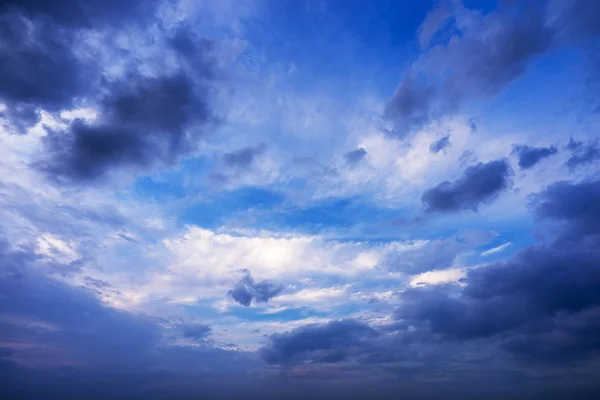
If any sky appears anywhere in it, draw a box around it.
[1,0,600,399]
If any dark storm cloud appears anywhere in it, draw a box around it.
[384,0,600,138]
[260,319,378,365]
[228,270,282,307]
[512,144,558,169]
[223,143,267,168]
[397,178,600,362]
[421,159,512,213]
[565,138,600,169]
[344,147,367,166]
[429,135,451,154]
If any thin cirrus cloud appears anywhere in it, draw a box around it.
[1,1,600,399]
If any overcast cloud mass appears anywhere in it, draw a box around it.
[1,1,600,399]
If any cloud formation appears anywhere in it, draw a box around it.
[344,148,368,166]
[422,160,512,213]
[384,0,600,138]
[229,270,283,307]
[0,0,160,132]
[261,319,378,365]
[513,144,558,169]
[399,178,600,361]
[429,135,451,154]
[223,143,268,168]
[566,138,600,169]
[37,29,219,182]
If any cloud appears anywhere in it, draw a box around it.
[344,148,367,166]
[36,32,219,182]
[1,0,223,182]
[421,160,512,213]
[260,319,378,365]
[162,226,380,284]
[0,237,257,397]
[396,178,600,362]
[229,269,282,306]
[565,138,600,169]
[1,0,157,28]
[0,0,160,133]
[223,143,267,168]
[532,179,600,239]
[384,0,600,138]
[180,322,212,341]
[383,231,493,274]
[429,135,451,154]
[480,242,511,257]
[512,144,558,169]
[384,2,552,138]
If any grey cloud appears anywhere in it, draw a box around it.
[1,0,158,28]
[0,12,95,131]
[258,176,600,388]
[223,143,267,168]
[547,0,600,42]
[228,270,282,307]
[384,231,494,274]
[396,178,600,363]
[180,323,212,341]
[532,179,600,239]
[37,69,218,182]
[35,25,221,183]
[385,1,600,138]
[422,159,512,213]
[0,0,160,133]
[0,238,258,398]
[260,319,378,365]
[565,138,600,169]
[513,144,558,169]
[1,0,222,182]
[344,148,367,166]
[429,135,451,154]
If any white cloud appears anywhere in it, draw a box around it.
[410,268,467,287]
[163,226,380,282]
[36,234,80,264]
[481,242,512,257]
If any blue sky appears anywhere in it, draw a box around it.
[1,0,600,399]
